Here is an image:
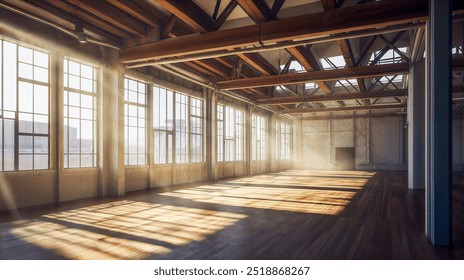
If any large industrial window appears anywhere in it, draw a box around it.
[217,104,244,162]
[276,121,291,160]
[252,114,267,161]
[175,93,188,163]
[153,85,203,164]
[63,59,97,168]
[0,40,50,171]
[153,87,173,164]
[124,78,147,165]
[190,97,203,163]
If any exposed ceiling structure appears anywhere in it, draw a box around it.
[1,0,464,117]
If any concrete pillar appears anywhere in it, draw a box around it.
[207,90,218,180]
[269,114,277,172]
[425,0,452,246]
[245,105,252,175]
[408,61,425,190]
[100,49,125,196]
[293,119,301,169]
[147,85,154,189]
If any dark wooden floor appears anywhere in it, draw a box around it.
[1,170,463,260]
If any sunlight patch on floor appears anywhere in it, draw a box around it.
[5,201,247,259]
[161,170,376,215]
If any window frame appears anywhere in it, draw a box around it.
[276,120,292,160]
[251,113,267,161]
[124,77,148,166]
[153,85,204,165]
[217,103,245,162]
[0,39,51,171]
[63,58,98,169]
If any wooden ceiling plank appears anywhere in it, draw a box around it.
[154,0,214,33]
[106,0,163,27]
[257,89,407,105]
[217,62,410,90]
[281,103,407,114]
[213,0,238,30]
[40,0,133,38]
[67,0,147,36]
[120,0,428,63]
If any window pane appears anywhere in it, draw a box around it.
[19,113,33,133]
[124,78,147,165]
[34,155,48,170]
[19,155,33,170]
[3,119,15,171]
[34,66,48,83]
[34,51,48,68]
[34,85,48,114]
[34,114,48,134]
[34,136,48,154]
[18,46,33,63]
[64,59,97,168]
[19,81,33,112]
[19,63,33,80]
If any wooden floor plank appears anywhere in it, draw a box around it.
[0,170,463,260]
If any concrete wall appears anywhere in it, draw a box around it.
[125,167,149,192]
[251,160,269,175]
[300,115,407,171]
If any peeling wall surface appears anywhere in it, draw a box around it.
[300,115,407,171]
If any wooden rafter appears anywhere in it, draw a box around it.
[236,0,271,23]
[213,0,238,30]
[320,0,337,10]
[257,89,407,105]
[286,46,333,93]
[106,0,162,27]
[67,0,147,36]
[237,53,276,76]
[2,0,123,44]
[120,0,428,63]
[281,103,407,114]
[40,0,133,38]
[162,14,178,38]
[154,0,214,33]
[270,0,285,19]
[217,62,409,90]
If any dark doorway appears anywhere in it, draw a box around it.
[335,147,355,170]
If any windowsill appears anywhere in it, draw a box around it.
[153,162,206,166]
[61,167,99,174]
[1,169,56,177]
[124,165,149,169]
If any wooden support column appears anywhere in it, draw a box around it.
[426,0,452,246]
[408,62,425,190]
